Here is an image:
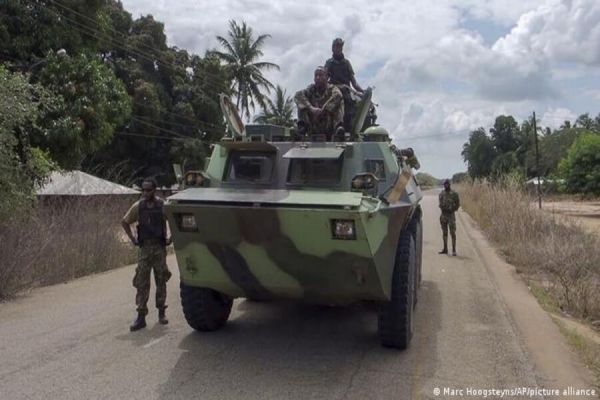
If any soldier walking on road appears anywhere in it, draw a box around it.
[438,179,460,256]
[121,177,172,332]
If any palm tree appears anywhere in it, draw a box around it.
[560,120,572,130]
[253,85,295,126]
[211,20,280,121]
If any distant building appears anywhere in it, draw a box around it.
[525,178,564,195]
[36,170,140,205]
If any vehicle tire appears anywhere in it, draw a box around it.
[417,217,423,285]
[408,209,423,308]
[414,217,423,308]
[180,282,233,331]
[378,228,416,349]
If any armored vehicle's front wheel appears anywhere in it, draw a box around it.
[412,215,423,308]
[377,227,416,349]
[180,282,233,331]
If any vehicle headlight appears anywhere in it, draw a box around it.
[179,213,197,231]
[331,219,356,240]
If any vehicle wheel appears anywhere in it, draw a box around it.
[413,217,423,308]
[378,228,416,349]
[180,282,233,331]
[408,210,423,308]
[417,217,423,285]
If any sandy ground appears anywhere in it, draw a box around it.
[538,200,600,236]
[0,191,597,399]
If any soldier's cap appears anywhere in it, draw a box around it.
[314,66,327,74]
[332,38,344,46]
[443,179,451,185]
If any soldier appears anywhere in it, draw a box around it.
[438,179,460,256]
[294,66,345,141]
[324,38,364,132]
[121,177,172,331]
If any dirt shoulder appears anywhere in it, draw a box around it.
[458,209,599,397]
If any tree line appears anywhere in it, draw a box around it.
[458,114,600,195]
[1,0,298,219]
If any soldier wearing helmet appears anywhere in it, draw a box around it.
[438,179,460,256]
[324,38,364,132]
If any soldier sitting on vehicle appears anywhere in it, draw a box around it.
[294,66,345,141]
[324,38,364,132]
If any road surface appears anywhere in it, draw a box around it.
[0,190,596,400]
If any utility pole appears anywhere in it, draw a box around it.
[533,111,542,209]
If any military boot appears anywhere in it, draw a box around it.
[130,313,146,332]
[158,309,169,325]
[452,246,457,257]
[439,238,448,254]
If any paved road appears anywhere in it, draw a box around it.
[0,191,595,400]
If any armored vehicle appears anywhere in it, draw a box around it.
[163,89,424,349]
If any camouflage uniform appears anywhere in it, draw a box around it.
[133,244,171,315]
[324,54,357,131]
[123,198,172,316]
[294,83,344,139]
[439,188,460,253]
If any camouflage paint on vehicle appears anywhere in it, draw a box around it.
[164,139,422,306]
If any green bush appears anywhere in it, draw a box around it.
[559,133,600,195]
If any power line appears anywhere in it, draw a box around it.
[114,131,197,142]
[134,104,225,130]
[31,2,229,96]
[130,117,224,138]
[133,114,213,130]
[48,0,162,60]
[45,0,231,91]
[26,1,231,137]
[395,130,471,141]
[130,117,191,139]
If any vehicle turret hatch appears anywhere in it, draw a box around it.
[351,87,373,138]
[219,94,245,138]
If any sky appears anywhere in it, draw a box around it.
[120,0,600,178]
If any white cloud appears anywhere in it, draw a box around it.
[457,0,546,26]
[540,107,578,129]
[492,0,600,66]
[119,0,600,177]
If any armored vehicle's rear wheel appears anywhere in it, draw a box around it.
[180,282,233,331]
[378,227,416,349]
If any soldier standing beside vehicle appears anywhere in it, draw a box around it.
[438,179,460,256]
[121,177,172,331]
[324,38,364,132]
[294,66,345,140]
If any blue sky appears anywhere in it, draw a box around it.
[120,0,600,179]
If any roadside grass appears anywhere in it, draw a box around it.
[554,319,600,392]
[457,179,600,389]
[0,196,138,300]
[457,180,600,321]
[530,282,600,390]
[527,282,560,314]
